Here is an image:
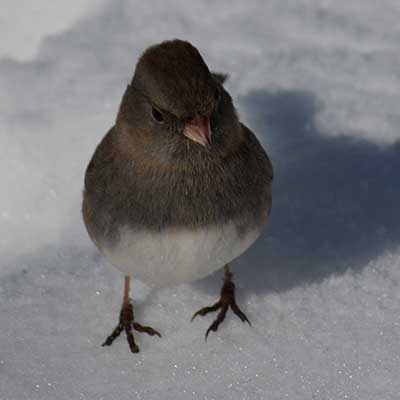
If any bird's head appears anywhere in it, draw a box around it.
[117,40,237,151]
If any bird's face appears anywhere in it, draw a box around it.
[118,40,227,149]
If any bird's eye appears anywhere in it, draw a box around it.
[151,106,164,123]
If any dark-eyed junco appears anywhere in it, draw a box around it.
[82,39,273,353]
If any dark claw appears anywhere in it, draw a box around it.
[192,266,252,339]
[102,323,123,346]
[191,301,222,321]
[125,327,139,353]
[231,301,252,326]
[133,322,162,337]
[205,305,228,340]
[102,302,159,353]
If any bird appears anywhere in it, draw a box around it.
[82,39,273,353]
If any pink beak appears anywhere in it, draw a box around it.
[183,115,211,147]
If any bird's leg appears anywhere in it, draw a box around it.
[191,265,251,339]
[102,275,161,353]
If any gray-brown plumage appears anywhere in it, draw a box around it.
[82,39,273,352]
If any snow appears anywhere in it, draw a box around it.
[1,1,400,399]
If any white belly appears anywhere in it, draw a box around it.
[101,223,262,287]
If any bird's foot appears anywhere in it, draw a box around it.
[102,301,161,353]
[191,268,251,339]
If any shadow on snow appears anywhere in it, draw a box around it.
[194,89,400,296]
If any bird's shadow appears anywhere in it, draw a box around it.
[193,89,400,297]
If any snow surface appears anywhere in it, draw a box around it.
[1,1,400,399]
